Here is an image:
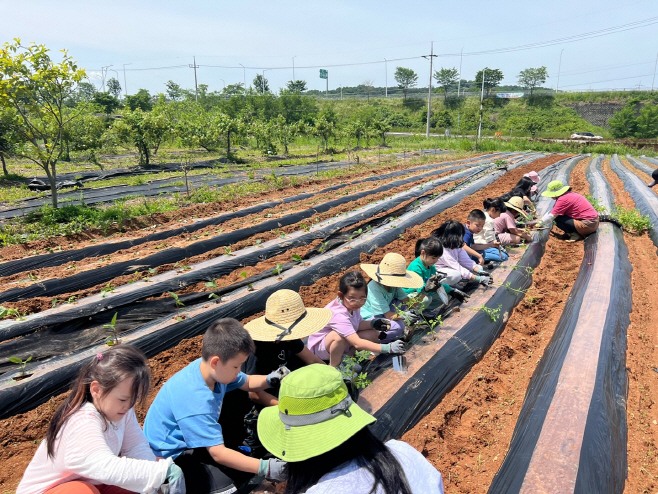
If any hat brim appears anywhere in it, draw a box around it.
[504,201,526,216]
[245,308,332,342]
[257,401,376,462]
[360,264,424,289]
[541,186,570,198]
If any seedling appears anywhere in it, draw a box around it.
[348,228,363,241]
[28,272,38,281]
[143,268,158,282]
[240,271,248,279]
[100,283,116,298]
[66,296,77,304]
[255,239,262,247]
[291,254,303,262]
[168,292,185,309]
[318,241,330,253]
[103,312,120,346]
[273,263,284,279]
[205,279,218,288]
[0,306,24,320]
[9,356,32,378]
[247,283,255,291]
[473,304,502,322]
[208,293,221,300]
[494,281,528,296]
[300,223,311,232]
[177,264,192,272]
[224,246,233,256]
[340,351,372,390]
[51,298,59,308]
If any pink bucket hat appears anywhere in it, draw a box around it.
[524,171,540,183]
[530,185,538,193]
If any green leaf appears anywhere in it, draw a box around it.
[292,254,302,262]
[9,357,22,364]
[25,356,32,363]
[110,312,118,325]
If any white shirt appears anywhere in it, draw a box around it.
[473,211,496,244]
[17,403,170,494]
[305,440,444,494]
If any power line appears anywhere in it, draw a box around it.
[559,73,654,88]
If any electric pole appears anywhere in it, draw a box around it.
[384,58,388,98]
[457,47,463,97]
[422,42,437,138]
[189,56,199,102]
[477,68,486,147]
[556,49,564,93]
[292,56,296,81]
[652,52,658,92]
[122,63,132,96]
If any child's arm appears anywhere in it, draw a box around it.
[463,245,484,265]
[470,241,495,251]
[296,346,326,365]
[248,390,279,406]
[121,409,158,461]
[344,332,389,353]
[239,374,270,393]
[207,444,261,473]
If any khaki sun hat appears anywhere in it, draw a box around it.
[257,364,376,462]
[244,289,332,342]
[541,180,571,198]
[360,252,423,289]
[504,196,526,215]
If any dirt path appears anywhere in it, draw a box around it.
[602,159,658,494]
[0,155,563,493]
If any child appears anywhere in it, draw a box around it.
[17,345,182,494]
[404,237,468,308]
[495,197,534,245]
[472,198,509,262]
[432,220,491,287]
[360,253,425,342]
[144,318,287,494]
[462,210,485,265]
[307,271,406,368]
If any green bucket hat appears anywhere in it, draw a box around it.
[257,364,376,462]
[541,180,571,198]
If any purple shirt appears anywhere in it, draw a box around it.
[307,297,363,355]
[435,247,477,279]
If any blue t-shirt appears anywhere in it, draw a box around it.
[361,280,409,320]
[144,358,248,458]
[463,224,474,247]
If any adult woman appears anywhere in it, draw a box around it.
[257,364,444,494]
[541,180,599,241]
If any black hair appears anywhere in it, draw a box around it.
[509,187,526,199]
[652,168,658,181]
[414,237,443,258]
[514,177,535,195]
[431,220,465,250]
[284,427,413,494]
[339,271,368,295]
[499,192,512,203]
[483,197,506,212]
[202,318,255,362]
[467,209,486,222]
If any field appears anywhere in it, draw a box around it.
[0,148,657,494]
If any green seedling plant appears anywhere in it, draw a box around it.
[0,306,26,320]
[318,241,330,253]
[291,254,303,262]
[143,268,158,282]
[224,246,233,256]
[300,223,311,232]
[100,283,116,298]
[9,356,32,378]
[51,298,59,308]
[473,304,502,322]
[340,350,372,390]
[273,263,284,279]
[168,292,185,310]
[103,313,120,346]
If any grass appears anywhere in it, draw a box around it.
[585,194,652,234]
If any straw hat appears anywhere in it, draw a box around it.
[257,364,376,462]
[541,180,571,198]
[523,171,540,183]
[504,196,526,215]
[360,253,423,289]
[244,290,332,342]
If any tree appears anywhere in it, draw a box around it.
[223,83,245,97]
[313,115,335,150]
[372,113,392,146]
[0,109,17,176]
[106,77,122,98]
[111,108,169,165]
[286,80,307,93]
[124,88,152,111]
[273,115,300,154]
[346,119,367,148]
[0,39,86,207]
[362,80,374,102]
[64,103,110,169]
[433,67,459,101]
[517,67,548,96]
[394,67,418,100]
[253,74,270,94]
[474,68,504,93]
[609,104,638,138]
[165,80,183,101]
[92,91,121,113]
[635,104,658,139]
[216,113,240,157]
[522,115,545,137]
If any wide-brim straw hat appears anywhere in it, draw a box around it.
[257,364,376,462]
[360,252,423,289]
[244,289,332,342]
[504,196,526,215]
[541,180,571,198]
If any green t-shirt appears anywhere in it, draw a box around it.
[403,256,452,295]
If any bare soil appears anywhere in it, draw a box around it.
[0,155,563,493]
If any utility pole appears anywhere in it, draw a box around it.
[220,79,225,89]
[292,56,296,81]
[384,58,388,98]
[261,69,269,95]
[457,47,463,97]
[326,73,329,97]
[556,49,564,93]
[652,52,658,92]
[189,56,199,102]
[239,63,246,89]
[422,42,437,138]
[477,68,486,146]
[100,65,112,91]
[122,63,132,96]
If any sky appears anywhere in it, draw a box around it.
[2,0,658,96]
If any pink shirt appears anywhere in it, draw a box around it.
[494,210,517,234]
[17,403,169,494]
[435,247,477,279]
[307,297,362,354]
[550,191,598,221]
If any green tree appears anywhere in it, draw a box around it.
[165,80,183,101]
[474,68,504,93]
[517,66,548,96]
[174,102,223,152]
[371,115,392,146]
[635,104,658,139]
[223,83,245,97]
[0,108,18,176]
[362,80,374,102]
[106,77,121,98]
[124,88,152,111]
[433,67,459,100]
[313,115,335,150]
[253,74,270,94]
[346,119,367,148]
[216,112,240,157]
[92,91,121,113]
[286,80,307,92]
[0,39,86,206]
[522,115,545,137]
[609,104,638,138]
[394,67,418,100]
[64,103,110,169]
[111,107,169,165]
[273,114,300,154]
[66,81,97,106]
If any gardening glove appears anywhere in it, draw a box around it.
[370,318,391,332]
[475,275,491,286]
[259,458,287,482]
[160,463,185,494]
[450,288,469,303]
[423,274,443,293]
[381,340,406,354]
[266,365,290,388]
[398,310,421,325]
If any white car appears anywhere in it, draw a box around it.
[570,132,603,140]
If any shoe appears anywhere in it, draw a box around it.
[565,232,584,242]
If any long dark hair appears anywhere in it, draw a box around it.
[514,177,535,195]
[431,220,465,250]
[284,427,413,494]
[46,345,151,459]
[483,197,506,213]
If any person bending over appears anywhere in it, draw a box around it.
[495,197,534,245]
[432,220,491,287]
[472,198,509,262]
[540,180,599,241]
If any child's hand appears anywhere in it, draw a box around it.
[476,254,484,265]
[266,366,290,387]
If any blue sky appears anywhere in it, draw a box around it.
[3,0,658,95]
